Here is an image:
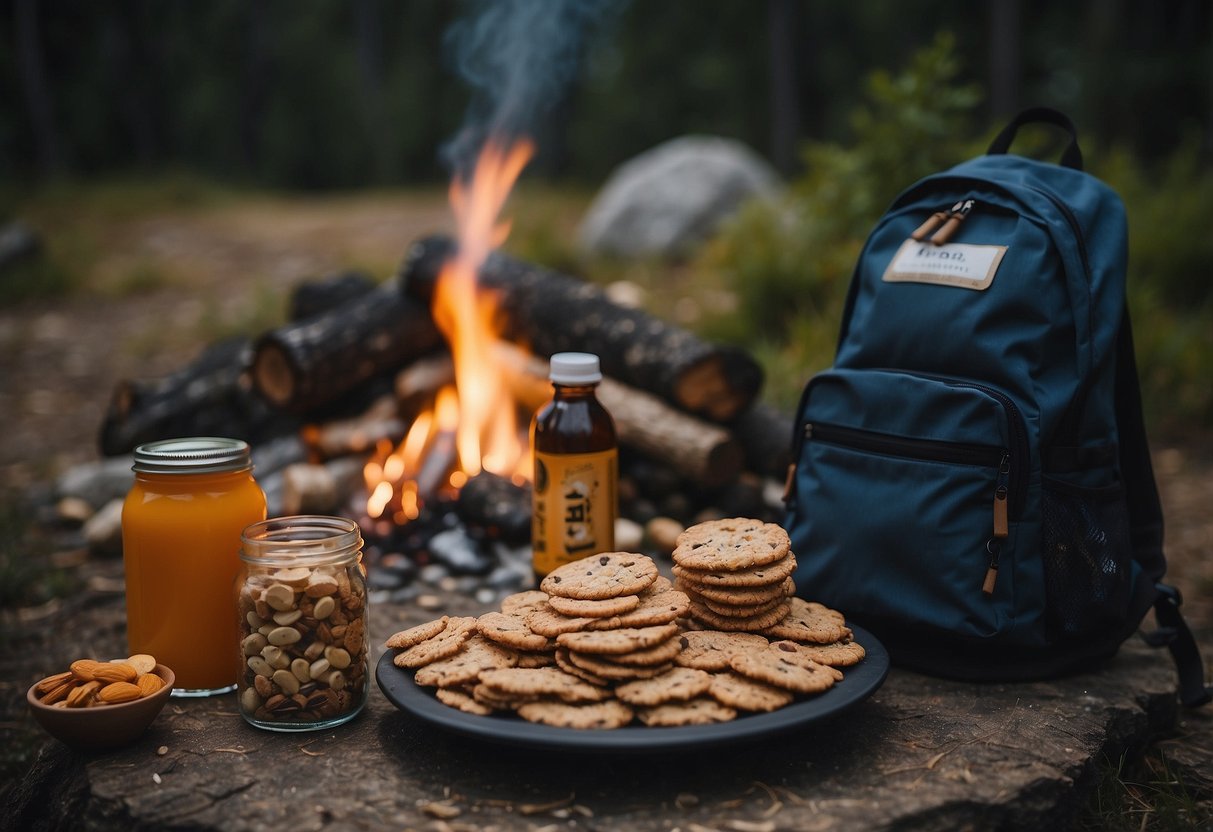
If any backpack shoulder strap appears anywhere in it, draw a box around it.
[1118,306,1212,707]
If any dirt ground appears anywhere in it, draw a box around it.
[2,189,1210,645]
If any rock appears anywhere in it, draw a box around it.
[0,221,42,274]
[645,516,684,556]
[55,496,94,526]
[56,456,135,509]
[428,528,495,576]
[82,498,124,556]
[578,135,781,259]
[614,517,644,551]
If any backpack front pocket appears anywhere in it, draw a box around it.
[785,369,1031,640]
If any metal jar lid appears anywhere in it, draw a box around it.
[132,437,252,475]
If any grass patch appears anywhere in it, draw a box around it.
[0,493,79,614]
[1077,750,1212,831]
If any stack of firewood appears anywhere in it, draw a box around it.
[98,235,794,538]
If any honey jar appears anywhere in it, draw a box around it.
[122,437,266,696]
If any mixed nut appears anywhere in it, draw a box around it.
[237,562,368,724]
[34,654,165,708]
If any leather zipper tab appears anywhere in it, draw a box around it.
[911,211,950,241]
[982,538,1001,596]
[993,452,1010,538]
[930,199,975,245]
[993,486,1009,537]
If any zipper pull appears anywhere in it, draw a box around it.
[930,199,975,245]
[910,208,951,241]
[993,486,1009,537]
[992,452,1010,538]
[983,539,1000,595]
[984,452,1010,596]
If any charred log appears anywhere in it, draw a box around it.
[455,473,532,544]
[287,270,376,322]
[98,337,297,456]
[251,280,444,413]
[731,400,794,479]
[399,235,763,422]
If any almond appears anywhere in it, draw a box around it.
[41,679,75,705]
[66,680,101,708]
[97,681,142,704]
[125,654,157,675]
[70,659,102,682]
[93,662,139,684]
[35,671,74,696]
[137,673,163,697]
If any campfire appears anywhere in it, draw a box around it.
[364,136,536,531]
[97,134,794,594]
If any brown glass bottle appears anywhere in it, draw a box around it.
[531,352,618,579]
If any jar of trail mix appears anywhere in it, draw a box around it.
[236,516,368,731]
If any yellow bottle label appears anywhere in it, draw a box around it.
[532,448,617,576]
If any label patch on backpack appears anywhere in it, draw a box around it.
[882,240,1008,291]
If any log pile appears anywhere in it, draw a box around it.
[97,240,794,551]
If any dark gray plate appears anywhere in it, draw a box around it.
[376,624,889,753]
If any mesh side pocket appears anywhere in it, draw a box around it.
[1041,481,1134,642]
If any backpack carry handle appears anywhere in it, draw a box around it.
[987,106,1084,170]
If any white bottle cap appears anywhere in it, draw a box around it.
[548,352,602,385]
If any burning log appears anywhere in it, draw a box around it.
[393,353,455,416]
[98,337,297,456]
[398,235,764,422]
[490,342,743,487]
[301,394,405,460]
[251,280,444,414]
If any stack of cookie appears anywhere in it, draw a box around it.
[385,536,867,729]
[671,518,798,632]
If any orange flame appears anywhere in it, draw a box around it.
[364,137,535,522]
[434,137,535,481]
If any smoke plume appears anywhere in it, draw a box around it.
[442,0,622,176]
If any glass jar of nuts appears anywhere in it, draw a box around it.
[236,516,368,731]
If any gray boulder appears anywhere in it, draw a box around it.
[578,135,780,259]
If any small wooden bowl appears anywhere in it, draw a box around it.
[26,664,176,750]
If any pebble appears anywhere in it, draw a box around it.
[614,517,644,551]
[82,499,124,555]
[428,528,495,575]
[418,564,448,586]
[416,594,444,611]
[645,516,685,555]
[55,496,94,525]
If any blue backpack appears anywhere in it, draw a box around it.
[783,108,1209,706]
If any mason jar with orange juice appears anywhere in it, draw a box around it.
[122,437,266,696]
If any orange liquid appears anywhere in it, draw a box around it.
[122,470,266,692]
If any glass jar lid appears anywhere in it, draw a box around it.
[132,437,252,475]
[240,515,363,567]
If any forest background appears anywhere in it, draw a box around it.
[2,0,1211,428]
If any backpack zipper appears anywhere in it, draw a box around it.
[804,422,1004,468]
